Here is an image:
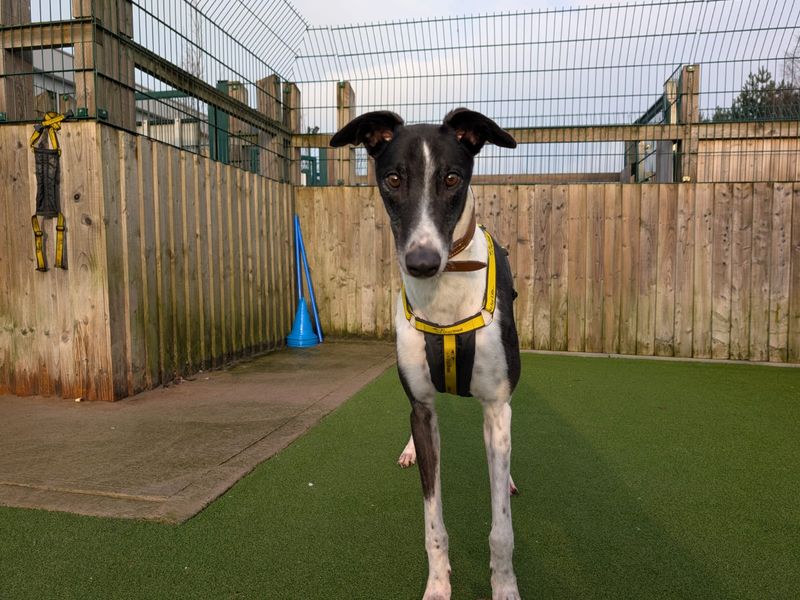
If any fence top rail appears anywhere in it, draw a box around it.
[292,120,800,149]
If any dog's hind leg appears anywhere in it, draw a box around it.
[398,434,417,467]
[482,398,520,600]
[400,434,519,495]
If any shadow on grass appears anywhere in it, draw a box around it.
[436,381,725,599]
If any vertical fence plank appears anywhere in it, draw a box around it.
[585,185,605,353]
[235,170,247,353]
[515,186,535,348]
[283,182,295,343]
[243,172,256,351]
[729,183,753,360]
[602,184,622,354]
[120,133,146,395]
[358,185,377,336]
[750,183,772,361]
[253,177,269,351]
[789,183,800,363]
[70,124,114,399]
[619,185,640,354]
[314,187,332,339]
[219,164,233,359]
[137,137,159,386]
[0,127,13,390]
[567,184,587,352]
[769,182,792,362]
[531,184,552,350]
[499,185,519,277]
[183,151,200,369]
[674,185,696,357]
[170,147,188,375]
[330,186,347,336]
[711,183,733,359]
[30,135,55,395]
[0,127,34,395]
[637,184,659,356]
[210,161,226,363]
[228,169,242,355]
[197,155,213,367]
[99,126,129,399]
[345,187,361,335]
[693,183,714,359]
[655,184,678,356]
[550,185,569,351]
[154,143,175,380]
[265,180,279,349]
[375,187,393,338]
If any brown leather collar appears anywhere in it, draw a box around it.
[444,208,486,272]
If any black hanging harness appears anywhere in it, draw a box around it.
[29,111,69,271]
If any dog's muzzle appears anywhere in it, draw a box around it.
[405,246,442,278]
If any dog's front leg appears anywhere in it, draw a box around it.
[409,398,451,600]
[482,399,520,600]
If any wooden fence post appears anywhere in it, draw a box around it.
[678,64,700,182]
[0,0,34,121]
[71,0,96,120]
[655,79,678,182]
[283,82,301,184]
[226,81,250,171]
[332,81,355,185]
[257,74,282,179]
[70,0,135,130]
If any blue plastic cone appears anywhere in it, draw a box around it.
[287,298,319,348]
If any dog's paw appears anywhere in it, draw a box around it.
[492,583,521,600]
[398,437,417,468]
[491,573,520,600]
[422,581,451,600]
[398,449,416,468]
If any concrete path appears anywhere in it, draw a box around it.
[0,340,395,523]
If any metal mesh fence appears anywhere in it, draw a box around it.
[291,0,800,183]
[2,0,799,183]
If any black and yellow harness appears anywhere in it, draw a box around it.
[401,226,498,397]
[30,111,68,271]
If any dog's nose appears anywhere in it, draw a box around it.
[405,247,441,278]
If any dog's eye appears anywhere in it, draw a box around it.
[386,174,401,189]
[444,173,461,188]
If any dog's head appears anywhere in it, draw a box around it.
[330,109,516,278]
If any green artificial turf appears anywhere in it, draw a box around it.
[1,354,799,599]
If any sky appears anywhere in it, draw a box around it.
[289,0,607,26]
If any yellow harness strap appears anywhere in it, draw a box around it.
[442,334,458,395]
[401,228,498,395]
[29,112,66,155]
[55,212,66,268]
[32,216,47,271]
[31,213,66,271]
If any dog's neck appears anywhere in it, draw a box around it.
[400,191,487,325]
[450,192,476,257]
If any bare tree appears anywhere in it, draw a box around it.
[784,34,800,87]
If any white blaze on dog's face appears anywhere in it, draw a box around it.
[330,109,517,279]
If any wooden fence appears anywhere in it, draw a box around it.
[296,183,800,363]
[0,122,295,401]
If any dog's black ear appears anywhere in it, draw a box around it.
[442,108,517,154]
[330,111,404,157]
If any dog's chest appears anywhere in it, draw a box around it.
[401,229,488,326]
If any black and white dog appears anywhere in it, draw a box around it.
[331,109,521,600]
